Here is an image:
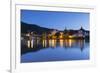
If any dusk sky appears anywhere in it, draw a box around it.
[21,10,90,31]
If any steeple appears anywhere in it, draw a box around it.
[64,27,67,31]
[80,26,84,31]
[64,27,68,34]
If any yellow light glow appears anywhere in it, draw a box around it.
[51,39,56,48]
[49,39,52,47]
[68,39,75,47]
[42,39,47,47]
[69,35,73,38]
[52,39,55,47]
[52,35,56,39]
[60,39,63,47]
[69,39,72,47]
[42,40,45,47]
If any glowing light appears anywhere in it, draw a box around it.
[69,35,73,38]
[43,40,45,47]
[68,39,74,47]
[49,39,52,47]
[42,39,47,47]
[52,35,56,39]
[27,40,30,48]
[27,40,34,48]
[31,40,33,48]
[26,33,30,36]
[52,39,55,47]
[59,32,63,39]
[51,39,56,48]
[60,39,64,47]
[59,35,63,38]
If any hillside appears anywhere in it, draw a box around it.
[21,22,54,34]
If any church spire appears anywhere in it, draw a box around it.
[65,27,67,31]
[80,26,85,31]
[64,26,67,34]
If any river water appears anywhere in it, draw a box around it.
[21,39,89,63]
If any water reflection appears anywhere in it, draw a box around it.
[79,40,84,51]
[26,38,85,51]
[27,40,30,48]
[21,38,89,62]
[42,39,47,48]
[48,39,56,48]
[60,39,64,47]
[69,39,73,47]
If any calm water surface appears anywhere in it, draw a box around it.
[21,39,89,63]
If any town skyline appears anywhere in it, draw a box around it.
[21,21,89,32]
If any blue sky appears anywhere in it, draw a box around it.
[21,10,90,30]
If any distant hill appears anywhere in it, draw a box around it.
[21,22,54,34]
[21,22,89,36]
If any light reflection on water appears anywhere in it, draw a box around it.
[21,39,89,63]
[27,39,85,49]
